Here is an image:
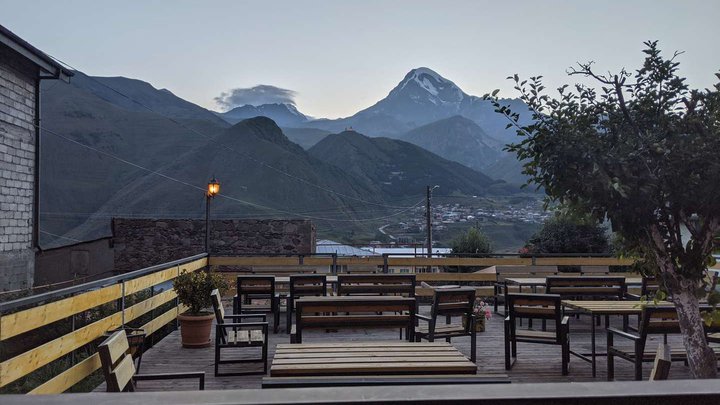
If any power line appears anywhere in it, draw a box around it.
[42,53,414,210]
[39,122,425,223]
[39,229,82,243]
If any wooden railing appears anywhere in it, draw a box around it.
[209,254,636,298]
[0,254,207,394]
[208,254,634,269]
[0,252,636,395]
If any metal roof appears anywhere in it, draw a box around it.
[316,240,379,256]
[361,246,452,256]
[0,24,73,82]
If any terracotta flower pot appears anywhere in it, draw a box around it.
[463,316,486,332]
[178,312,214,348]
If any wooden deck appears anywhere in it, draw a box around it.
[96,303,702,391]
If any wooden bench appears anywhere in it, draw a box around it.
[492,266,558,314]
[271,341,475,377]
[291,296,416,343]
[337,274,416,297]
[261,374,509,388]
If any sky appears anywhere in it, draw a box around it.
[2,0,719,119]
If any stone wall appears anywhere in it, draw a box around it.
[0,44,37,291]
[112,218,316,272]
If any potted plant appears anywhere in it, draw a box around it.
[173,270,228,348]
[464,298,492,332]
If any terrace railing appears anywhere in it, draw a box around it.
[208,253,636,297]
[0,252,636,395]
[0,253,207,394]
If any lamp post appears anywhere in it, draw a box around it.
[205,177,220,255]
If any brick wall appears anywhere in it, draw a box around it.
[112,218,316,273]
[0,45,38,291]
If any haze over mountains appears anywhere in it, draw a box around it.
[39,67,533,247]
[215,67,531,177]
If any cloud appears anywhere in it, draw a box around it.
[214,85,297,110]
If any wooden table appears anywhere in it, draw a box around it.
[270,341,477,377]
[505,277,642,292]
[561,300,672,377]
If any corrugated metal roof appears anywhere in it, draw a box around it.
[316,240,380,256]
[360,247,452,256]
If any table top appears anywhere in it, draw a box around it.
[561,300,673,314]
[505,277,643,286]
[269,341,477,377]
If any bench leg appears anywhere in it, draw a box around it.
[504,319,512,370]
[470,330,477,364]
[263,328,269,374]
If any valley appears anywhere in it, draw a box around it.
[38,66,544,252]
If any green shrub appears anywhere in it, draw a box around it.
[173,270,227,315]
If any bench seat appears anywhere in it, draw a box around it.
[262,374,509,388]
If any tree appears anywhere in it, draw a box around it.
[526,215,610,254]
[451,227,493,256]
[485,41,720,378]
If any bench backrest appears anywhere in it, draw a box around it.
[338,264,380,274]
[237,275,276,299]
[495,265,558,281]
[210,288,230,344]
[289,274,327,299]
[580,265,611,275]
[98,330,136,392]
[251,266,319,275]
[337,274,416,297]
[428,288,475,334]
[506,293,563,341]
[295,297,415,336]
[641,276,661,297]
[545,276,626,299]
[638,306,720,352]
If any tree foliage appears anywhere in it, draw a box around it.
[526,215,610,254]
[485,41,720,378]
[450,227,493,256]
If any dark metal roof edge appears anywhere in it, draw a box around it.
[0,24,74,82]
[38,236,113,253]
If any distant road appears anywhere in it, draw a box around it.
[378,224,396,240]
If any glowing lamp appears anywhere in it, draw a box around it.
[207,177,220,197]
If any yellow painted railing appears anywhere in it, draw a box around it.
[0,255,207,394]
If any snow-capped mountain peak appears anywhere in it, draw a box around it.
[391,67,466,103]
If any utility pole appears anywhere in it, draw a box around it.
[425,185,439,259]
[426,186,432,258]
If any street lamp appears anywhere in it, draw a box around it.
[205,177,220,254]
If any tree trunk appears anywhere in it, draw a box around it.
[673,288,717,379]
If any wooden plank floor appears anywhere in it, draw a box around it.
[95,303,704,391]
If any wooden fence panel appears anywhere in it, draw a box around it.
[0,284,122,340]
